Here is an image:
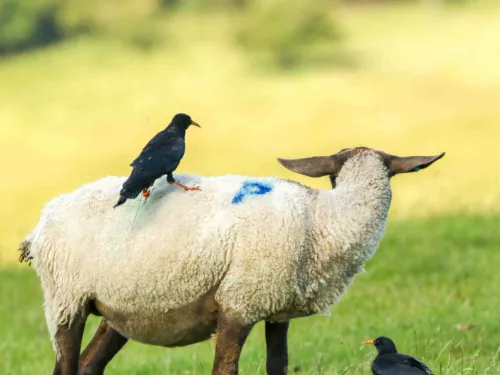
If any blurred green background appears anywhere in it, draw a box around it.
[1,0,500,374]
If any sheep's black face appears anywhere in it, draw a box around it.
[277,146,445,188]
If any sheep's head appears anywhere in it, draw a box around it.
[277,147,445,188]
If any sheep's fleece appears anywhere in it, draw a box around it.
[26,153,391,348]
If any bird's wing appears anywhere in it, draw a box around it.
[372,355,433,375]
[130,136,185,176]
[131,132,185,166]
[130,129,170,167]
[404,356,434,374]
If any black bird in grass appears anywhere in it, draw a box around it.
[363,336,434,375]
[114,113,201,208]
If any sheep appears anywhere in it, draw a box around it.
[20,146,444,375]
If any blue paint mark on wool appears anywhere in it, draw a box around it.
[232,181,273,204]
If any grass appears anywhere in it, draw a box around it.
[2,2,500,262]
[2,214,500,374]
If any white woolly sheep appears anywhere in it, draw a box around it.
[20,146,444,375]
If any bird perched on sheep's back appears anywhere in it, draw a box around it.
[114,113,201,208]
[363,336,433,375]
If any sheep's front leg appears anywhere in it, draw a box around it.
[265,321,290,375]
[78,319,128,375]
[52,315,87,375]
[212,314,254,375]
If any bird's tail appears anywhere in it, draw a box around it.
[113,196,127,209]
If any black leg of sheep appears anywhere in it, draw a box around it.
[212,314,254,375]
[265,321,290,375]
[78,319,128,375]
[52,314,88,375]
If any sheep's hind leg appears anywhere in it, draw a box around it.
[78,319,128,375]
[212,314,254,375]
[52,313,88,375]
[265,321,290,375]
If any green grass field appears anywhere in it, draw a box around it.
[3,215,499,374]
[2,1,500,374]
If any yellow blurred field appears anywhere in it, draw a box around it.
[1,2,499,263]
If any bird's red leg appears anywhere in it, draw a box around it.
[169,181,201,192]
[142,189,150,201]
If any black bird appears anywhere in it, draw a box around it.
[363,336,433,375]
[114,113,201,208]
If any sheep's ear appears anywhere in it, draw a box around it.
[388,152,445,175]
[277,156,339,178]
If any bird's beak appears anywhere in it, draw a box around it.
[362,339,375,345]
[190,120,201,128]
